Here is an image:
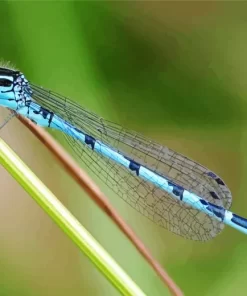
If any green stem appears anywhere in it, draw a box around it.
[0,138,146,296]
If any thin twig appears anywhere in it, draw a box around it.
[17,114,183,296]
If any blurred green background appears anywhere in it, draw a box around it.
[0,1,247,295]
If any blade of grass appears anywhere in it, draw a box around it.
[0,137,147,296]
[16,114,183,296]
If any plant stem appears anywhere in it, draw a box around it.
[0,138,146,296]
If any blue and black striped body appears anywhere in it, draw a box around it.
[0,66,247,240]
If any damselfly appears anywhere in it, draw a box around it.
[0,66,246,241]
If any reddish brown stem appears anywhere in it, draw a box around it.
[17,114,183,296]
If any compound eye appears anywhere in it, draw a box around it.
[0,78,12,87]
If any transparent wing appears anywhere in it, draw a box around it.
[30,84,232,240]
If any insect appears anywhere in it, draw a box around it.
[0,66,246,241]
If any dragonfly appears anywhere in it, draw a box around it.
[0,66,246,241]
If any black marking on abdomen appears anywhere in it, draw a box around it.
[85,134,96,150]
[33,106,50,118]
[231,214,247,229]
[33,106,54,126]
[209,191,220,200]
[33,106,54,127]
[168,181,184,200]
[48,112,54,127]
[200,199,225,220]
[124,156,140,176]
